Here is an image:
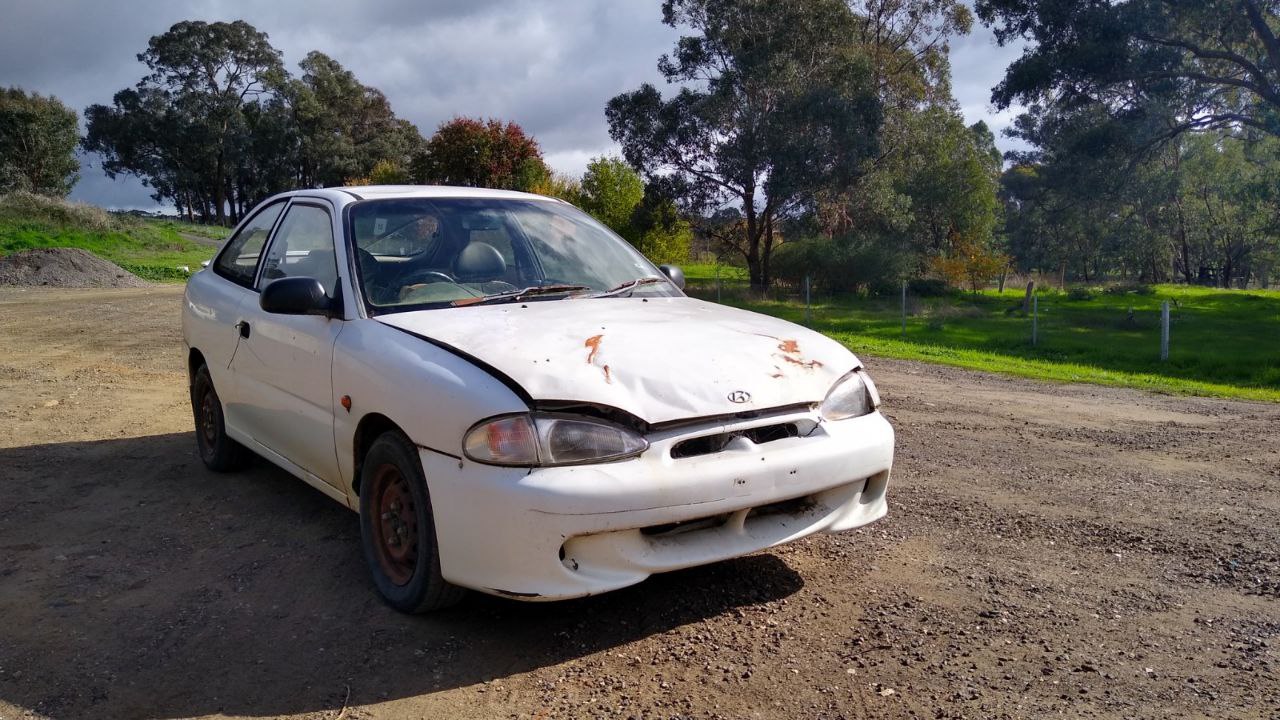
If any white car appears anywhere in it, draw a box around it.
[183,185,894,612]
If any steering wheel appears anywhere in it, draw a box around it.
[401,268,456,285]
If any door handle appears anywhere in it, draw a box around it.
[236,320,251,338]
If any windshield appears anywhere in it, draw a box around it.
[348,197,680,312]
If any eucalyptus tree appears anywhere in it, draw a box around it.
[607,0,883,291]
[0,88,79,196]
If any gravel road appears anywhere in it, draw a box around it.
[0,286,1276,719]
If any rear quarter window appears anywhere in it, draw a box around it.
[213,200,287,287]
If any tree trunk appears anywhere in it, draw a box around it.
[760,214,775,290]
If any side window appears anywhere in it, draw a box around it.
[213,201,286,288]
[258,204,339,298]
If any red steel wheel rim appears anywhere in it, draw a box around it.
[199,388,218,449]
[370,462,418,586]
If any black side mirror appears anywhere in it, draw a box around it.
[658,264,686,290]
[260,277,333,316]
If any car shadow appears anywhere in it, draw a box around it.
[0,432,804,719]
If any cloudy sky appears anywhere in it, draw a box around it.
[1,0,1026,210]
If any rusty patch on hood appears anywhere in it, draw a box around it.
[585,334,603,364]
[584,334,612,383]
[775,338,823,370]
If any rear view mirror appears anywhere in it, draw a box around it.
[659,264,686,290]
[260,277,333,316]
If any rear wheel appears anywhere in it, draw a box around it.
[190,364,252,472]
[359,431,465,612]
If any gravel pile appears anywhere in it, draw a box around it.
[0,248,149,288]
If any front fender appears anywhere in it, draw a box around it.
[332,319,528,503]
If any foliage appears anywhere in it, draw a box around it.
[576,156,691,264]
[1001,124,1280,288]
[411,117,548,191]
[580,157,644,238]
[348,159,411,186]
[771,235,910,295]
[928,234,1010,294]
[630,187,693,265]
[801,2,996,289]
[287,51,423,189]
[83,21,422,225]
[527,172,583,205]
[607,0,883,291]
[0,88,80,196]
[976,0,1280,145]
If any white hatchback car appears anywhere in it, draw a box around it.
[183,185,894,612]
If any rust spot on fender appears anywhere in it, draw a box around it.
[584,334,603,364]
[603,364,612,384]
[778,339,800,354]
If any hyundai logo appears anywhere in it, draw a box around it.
[727,390,751,404]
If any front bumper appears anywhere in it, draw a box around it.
[423,408,894,600]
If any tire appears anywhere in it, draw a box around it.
[359,431,465,613]
[190,364,253,472]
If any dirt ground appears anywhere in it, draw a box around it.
[0,285,1277,720]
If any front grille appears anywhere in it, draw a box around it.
[670,422,801,459]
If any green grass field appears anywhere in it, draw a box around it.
[683,263,1280,402]
[0,192,226,282]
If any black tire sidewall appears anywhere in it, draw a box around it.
[191,366,225,467]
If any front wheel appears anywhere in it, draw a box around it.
[359,431,465,613]
[190,364,253,472]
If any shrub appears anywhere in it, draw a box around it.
[1103,283,1154,296]
[907,278,953,297]
[1066,286,1095,301]
[771,236,910,295]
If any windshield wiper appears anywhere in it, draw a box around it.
[451,284,590,307]
[589,276,668,298]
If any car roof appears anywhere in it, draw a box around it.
[282,185,563,205]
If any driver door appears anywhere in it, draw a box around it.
[230,200,345,488]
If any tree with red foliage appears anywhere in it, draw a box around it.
[411,117,549,191]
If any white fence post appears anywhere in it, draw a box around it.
[1161,300,1170,361]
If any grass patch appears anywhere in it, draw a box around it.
[692,285,1280,402]
[683,262,750,283]
[0,192,226,283]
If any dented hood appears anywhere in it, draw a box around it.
[375,297,859,425]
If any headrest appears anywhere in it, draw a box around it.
[453,241,506,282]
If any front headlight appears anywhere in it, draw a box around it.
[463,413,649,467]
[820,369,881,421]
